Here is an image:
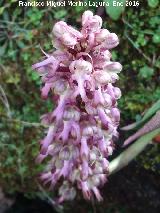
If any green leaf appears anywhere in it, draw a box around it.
[152,34,160,44]
[0,42,7,56]
[17,41,25,49]
[142,100,160,122]
[105,0,126,20]
[75,6,84,13]
[122,99,160,130]
[155,60,160,68]
[3,10,9,21]
[147,0,159,8]
[6,73,20,84]
[31,72,39,81]
[149,16,160,27]
[143,29,154,35]
[139,66,154,79]
[54,10,67,19]
[0,6,5,15]
[109,128,160,175]
[111,50,118,60]
[25,31,33,41]
[136,34,147,46]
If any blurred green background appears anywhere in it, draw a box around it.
[0,0,160,212]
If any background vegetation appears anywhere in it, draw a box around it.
[0,0,160,212]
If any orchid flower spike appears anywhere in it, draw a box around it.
[32,10,122,203]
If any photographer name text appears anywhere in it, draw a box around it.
[18,1,140,7]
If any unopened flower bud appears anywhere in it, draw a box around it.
[114,87,121,99]
[95,29,110,43]
[92,15,102,30]
[82,10,93,26]
[67,187,77,200]
[51,144,63,155]
[107,146,113,156]
[81,181,91,200]
[94,71,111,84]
[70,59,92,74]
[80,136,89,159]
[69,169,80,182]
[103,50,112,61]
[54,80,68,94]
[82,11,102,33]
[89,152,97,161]
[94,162,103,174]
[52,21,67,38]
[83,125,98,136]
[92,187,103,202]
[40,172,52,181]
[59,146,70,160]
[70,146,79,159]
[105,33,119,49]
[111,108,120,123]
[55,159,64,169]
[111,73,119,82]
[105,62,122,73]
[89,176,100,187]
[59,181,69,195]
[63,107,80,121]
[61,32,77,47]
[81,160,89,180]
[101,158,109,171]
[103,93,112,107]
